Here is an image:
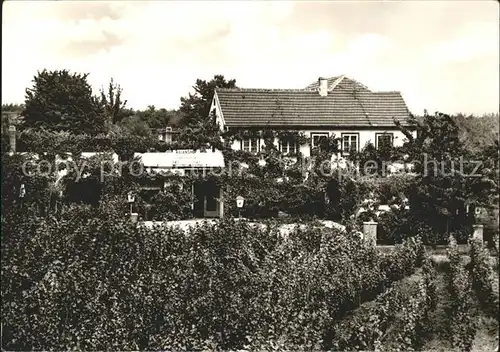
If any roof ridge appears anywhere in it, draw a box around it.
[216,88,316,92]
[328,75,346,91]
[216,88,403,95]
[370,91,403,94]
[348,77,370,90]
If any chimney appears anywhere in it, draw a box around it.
[318,77,328,97]
[8,125,16,153]
[165,126,173,144]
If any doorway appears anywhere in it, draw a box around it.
[193,180,222,218]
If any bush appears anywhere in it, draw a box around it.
[330,259,437,351]
[2,207,426,351]
[377,209,455,246]
[445,238,476,351]
[469,239,499,318]
[379,236,425,284]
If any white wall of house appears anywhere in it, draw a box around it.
[227,129,415,158]
[230,139,240,150]
[211,93,226,131]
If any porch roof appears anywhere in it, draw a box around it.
[134,150,225,168]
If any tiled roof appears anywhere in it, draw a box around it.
[216,88,411,128]
[305,75,371,92]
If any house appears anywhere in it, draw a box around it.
[210,75,416,160]
[135,150,226,218]
[154,126,180,144]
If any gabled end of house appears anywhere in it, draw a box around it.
[210,75,416,157]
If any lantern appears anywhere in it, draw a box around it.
[236,196,245,219]
[236,196,245,208]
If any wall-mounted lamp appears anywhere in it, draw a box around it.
[127,191,135,215]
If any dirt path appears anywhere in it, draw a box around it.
[140,218,346,235]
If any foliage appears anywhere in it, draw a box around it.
[2,104,24,134]
[494,233,500,273]
[1,153,55,217]
[99,78,133,126]
[61,153,139,205]
[112,116,153,138]
[136,182,193,221]
[9,70,500,245]
[453,113,500,154]
[180,75,237,128]
[2,103,25,112]
[422,256,438,313]
[379,236,425,283]
[469,239,499,318]
[22,69,106,135]
[348,141,395,176]
[15,128,223,156]
[2,206,425,351]
[330,254,435,351]
[396,112,498,240]
[134,105,184,128]
[445,237,477,351]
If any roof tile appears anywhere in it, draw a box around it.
[216,87,411,128]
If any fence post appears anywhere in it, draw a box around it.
[472,224,484,242]
[363,221,378,246]
[8,125,16,153]
[130,213,138,223]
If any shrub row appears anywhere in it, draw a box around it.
[328,256,437,351]
[445,238,477,351]
[2,205,424,351]
[493,233,500,273]
[469,239,499,318]
[15,129,223,157]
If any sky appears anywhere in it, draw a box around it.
[2,0,499,115]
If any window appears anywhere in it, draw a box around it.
[280,140,297,154]
[341,133,359,154]
[311,133,329,150]
[376,133,394,150]
[242,138,260,153]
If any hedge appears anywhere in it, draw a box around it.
[328,256,437,351]
[445,237,477,351]
[2,204,425,351]
[469,239,499,318]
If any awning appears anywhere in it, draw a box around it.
[134,150,225,169]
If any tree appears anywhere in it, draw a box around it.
[22,70,105,135]
[2,103,24,112]
[396,111,498,237]
[115,116,153,137]
[179,75,237,128]
[2,104,24,133]
[453,113,500,154]
[99,78,132,126]
[134,105,183,128]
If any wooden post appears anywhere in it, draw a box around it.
[191,182,195,212]
[130,213,138,223]
[8,125,16,153]
[363,221,377,246]
[219,187,224,218]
